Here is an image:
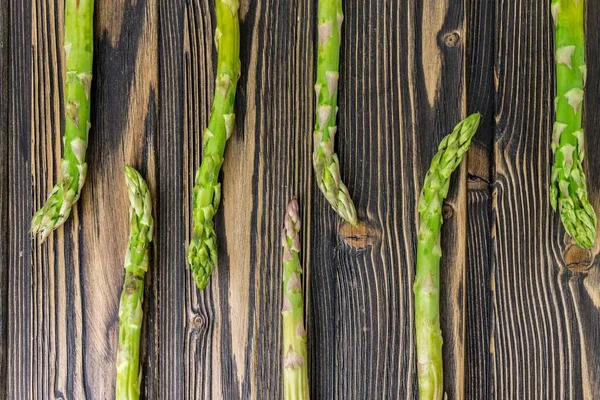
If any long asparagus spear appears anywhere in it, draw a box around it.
[31,0,94,242]
[414,114,480,400]
[550,0,596,248]
[116,166,154,400]
[313,0,357,225]
[187,0,241,289]
[281,200,309,400]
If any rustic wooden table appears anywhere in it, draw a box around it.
[1,0,599,398]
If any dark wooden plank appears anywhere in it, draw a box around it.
[25,0,158,397]
[90,1,159,398]
[7,0,33,396]
[163,0,470,398]
[0,1,525,398]
[164,0,315,397]
[465,0,494,398]
[424,2,469,396]
[156,0,185,397]
[0,0,9,395]
[570,2,600,396]
[465,187,492,399]
[29,1,79,396]
[493,0,600,397]
[309,0,469,398]
[158,0,470,398]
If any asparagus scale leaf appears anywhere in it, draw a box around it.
[550,0,596,248]
[31,0,94,242]
[313,0,357,225]
[281,200,309,400]
[116,166,154,400]
[414,113,480,400]
[187,0,241,289]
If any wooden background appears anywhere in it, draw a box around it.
[1,0,600,398]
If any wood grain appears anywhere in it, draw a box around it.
[90,0,157,396]
[4,0,600,398]
[0,0,9,396]
[492,0,600,397]
[7,0,33,395]
[579,3,600,395]
[156,0,186,397]
[26,0,158,397]
[163,0,316,397]
[157,0,469,398]
[310,0,469,397]
[465,188,492,399]
[465,0,494,398]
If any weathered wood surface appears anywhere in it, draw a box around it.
[491,1,600,398]
[0,0,9,396]
[1,0,599,398]
[465,0,494,397]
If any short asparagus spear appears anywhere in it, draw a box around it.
[116,166,154,400]
[187,0,241,289]
[550,0,596,248]
[281,200,309,400]
[31,0,94,242]
[414,114,480,400]
[313,0,357,225]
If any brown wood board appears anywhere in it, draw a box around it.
[2,0,600,398]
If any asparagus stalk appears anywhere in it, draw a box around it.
[281,200,309,400]
[31,0,94,242]
[116,166,154,400]
[187,0,241,289]
[414,114,480,400]
[313,0,357,225]
[550,0,596,248]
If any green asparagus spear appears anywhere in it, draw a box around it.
[187,0,241,289]
[281,200,309,400]
[116,166,154,400]
[414,113,480,400]
[313,0,357,225]
[31,0,94,242]
[550,0,596,248]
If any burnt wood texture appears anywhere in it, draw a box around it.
[1,0,599,398]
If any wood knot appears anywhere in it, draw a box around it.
[564,245,592,272]
[192,314,205,329]
[442,204,454,219]
[339,220,379,248]
[443,31,461,47]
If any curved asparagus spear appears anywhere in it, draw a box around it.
[31,0,94,242]
[281,200,309,400]
[550,0,596,248]
[116,166,154,400]
[313,0,357,225]
[187,0,241,289]
[414,114,480,400]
